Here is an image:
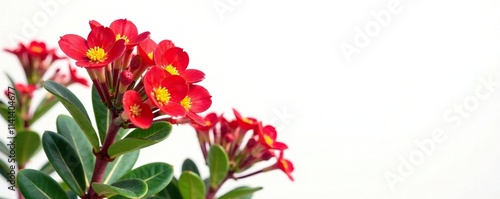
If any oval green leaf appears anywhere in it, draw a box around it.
[218,186,263,199]
[42,131,86,196]
[178,171,205,199]
[18,169,70,199]
[182,158,200,177]
[107,122,172,158]
[119,162,174,197]
[92,179,148,198]
[16,130,41,167]
[57,114,95,187]
[208,144,229,189]
[103,150,139,184]
[0,159,9,180]
[43,80,99,151]
[92,84,110,145]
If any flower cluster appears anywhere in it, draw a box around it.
[4,41,88,128]
[58,19,212,129]
[188,109,294,181]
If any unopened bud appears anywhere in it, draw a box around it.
[246,137,257,148]
[119,70,134,94]
[262,150,274,161]
[224,133,234,143]
[129,55,142,71]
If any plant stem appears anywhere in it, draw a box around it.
[86,118,122,199]
[205,173,231,199]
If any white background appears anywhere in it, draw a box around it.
[2,0,500,198]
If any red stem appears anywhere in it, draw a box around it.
[85,119,122,199]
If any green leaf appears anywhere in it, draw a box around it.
[92,84,110,145]
[92,179,148,198]
[42,131,86,196]
[0,138,9,156]
[119,162,174,197]
[157,177,182,199]
[31,96,59,125]
[208,144,229,189]
[218,186,263,199]
[0,159,9,180]
[17,169,70,199]
[0,102,9,122]
[5,74,25,129]
[56,114,95,187]
[39,161,55,175]
[103,150,139,184]
[107,122,172,158]
[43,80,100,151]
[16,130,41,166]
[116,127,130,141]
[182,158,200,176]
[178,171,205,199]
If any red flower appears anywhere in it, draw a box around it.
[68,65,89,87]
[144,66,188,117]
[122,90,153,129]
[191,112,218,131]
[58,26,126,68]
[180,85,212,125]
[137,37,158,67]
[232,109,258,130]
[15,83,36,98]
[155,47,205,83]
[257,123,288,150]
[110,19,150,47]
[26,41,49,60]
[276,152,294,181]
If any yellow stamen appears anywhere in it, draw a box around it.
[263,135,273,146]
[147,52,154,60]
[116,34,130,43]
[30,46,43,53]
[153,87,171,105]
[242,117,253,124]
[86,47,106,62]
[181,96,192,110]
[129,104,142,117]
[205,121,211,126]
[164,65,179,75]
[281,160,289,170]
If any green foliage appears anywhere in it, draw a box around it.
[178,171,206,199]
[208,144,230,189]
[43,80,100,151]
[92,179,148,198]
[42,131,86,196]
[107,122,172,158]
[18,169,69,199]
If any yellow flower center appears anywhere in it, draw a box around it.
[116,34,130,43]
[153,87,171,105]
[30,46,43,53]
[86,47,106,62]
[147,52,154,60]
[281,159,289,170]
[129,104,142,117]
[181,96,192,110]
[205,121,211,126]
[164,65,179,75]
[263,134,273,146]
[242,117,253,124]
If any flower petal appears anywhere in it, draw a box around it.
[58,34,88,61]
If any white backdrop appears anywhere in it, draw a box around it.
[2,0,500,198]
